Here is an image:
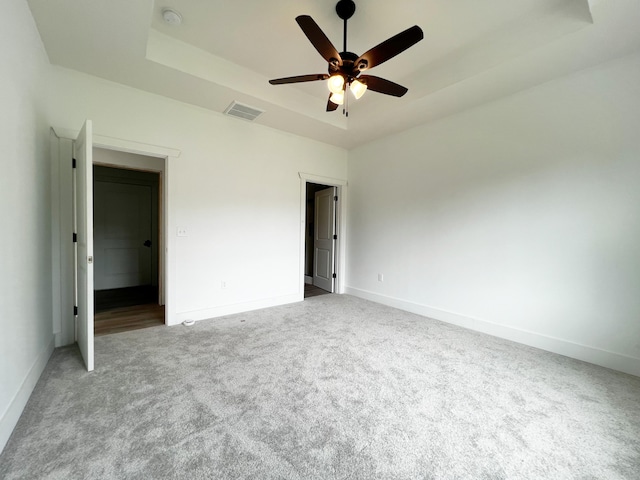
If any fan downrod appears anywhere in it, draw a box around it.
[335,0,356,20]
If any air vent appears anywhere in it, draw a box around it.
[223,101,265,122]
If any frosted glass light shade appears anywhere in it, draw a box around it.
[330,91,344,105]
[328,75,345,94]
[350,79,367,99]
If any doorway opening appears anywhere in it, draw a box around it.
[92,151,165,335]
[304,182,337,299]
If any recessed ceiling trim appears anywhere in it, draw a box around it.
[145,29,347,129]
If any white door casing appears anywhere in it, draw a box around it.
[94,181,152,290]
[313,187,337,292]
[74,120,94,372]
[51,126,178,329]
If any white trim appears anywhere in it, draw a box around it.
[305,275,313,285]
[51,127,181,158]
[299,172,348,297]
[173,294,301,326]
[345,286,640,378]
[298,172,348,187]
[91,146,176,327]
[50,129,62,345]
[50,130,75,347]
[0,337,55,453]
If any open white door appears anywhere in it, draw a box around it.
[74,120,94,371]
[313,187,337,292]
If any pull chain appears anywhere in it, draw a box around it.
[344,83,349,117]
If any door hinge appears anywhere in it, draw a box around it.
[73,233,77,243]
[73,305,78,316]
[332,273,337,279]
[72,158,77,168]
[333,234,337,240]
[334,195,338,202]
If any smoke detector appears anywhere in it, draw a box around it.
[162,8,182,26]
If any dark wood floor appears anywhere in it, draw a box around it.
[304,283,331,298]
[95,303,164,336]
[94,286,163,336]
[94,284,324,336]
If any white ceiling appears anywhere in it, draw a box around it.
[26,0,640,149]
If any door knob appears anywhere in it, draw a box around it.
[143,240,152,247]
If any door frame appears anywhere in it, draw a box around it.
[298,173,347,298]
[52,126,180,336]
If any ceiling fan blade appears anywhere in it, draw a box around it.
[356,25,423,70]
[269,74,329,85]
[326,94,339,112]
[296,15,343,66]
[359,75,408,97]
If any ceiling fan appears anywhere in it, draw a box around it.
[269,0,423,115]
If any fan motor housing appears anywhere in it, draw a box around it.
[329,51,362,81]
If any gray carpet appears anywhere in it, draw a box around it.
[1,295,639,479]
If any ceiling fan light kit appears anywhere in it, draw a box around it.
[328,74,345,94]
[350,79,367,99]
[269,0,423,115]
[330,91,345,105]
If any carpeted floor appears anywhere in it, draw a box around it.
[1,295,639,479]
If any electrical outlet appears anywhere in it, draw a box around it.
[378,273,384,282]
[177,227,188,237]
[221,281,227,289]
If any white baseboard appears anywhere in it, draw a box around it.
[304,276,313,285]
[172,293,303,326]
[0,336,55,454]
[345,286,640,378]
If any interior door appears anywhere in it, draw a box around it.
[74,120,94,372]
[313,187,337,292]
[94,181,152,290]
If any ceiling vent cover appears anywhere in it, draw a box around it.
[224,101,265,121]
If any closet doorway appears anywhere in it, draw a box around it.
[92,150,165,335]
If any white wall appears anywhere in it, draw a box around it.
[0,0,54,452]
[46,66,348,327]
[347,53,640,377]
